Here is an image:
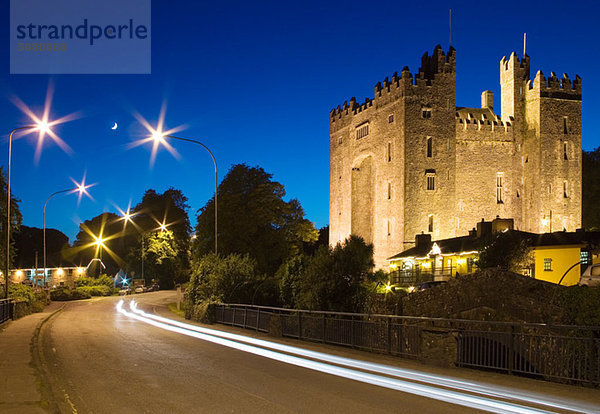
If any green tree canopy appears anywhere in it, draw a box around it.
[0,166,23,275]
[583,147,600,230]
[478,231,533,273]
[194,164,317,275]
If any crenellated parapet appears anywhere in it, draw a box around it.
[526,70,582,100]
[330,46,456,127]
[455,110,512,133]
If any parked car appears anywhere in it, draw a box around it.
[579,263,600,287]
[134,286,147,294]
[119,287,132,296]
[147,283,159,292]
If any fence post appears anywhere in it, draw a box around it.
[243,307,248,329]
[256,309,260,332]
[508,324,515,375]
[322,313,326,343]
[232,307,236,326]
[298,312,302,340]
[351,316,355,349]
[387,317,392,355]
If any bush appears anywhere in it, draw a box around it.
[185,299,218,323]
[75,274,114,288]
[50,287,92,301]
[77,285,112,297]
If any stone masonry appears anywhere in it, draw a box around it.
[329,46,582,268]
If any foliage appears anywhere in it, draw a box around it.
[186,253,270,306]
[74,274,114,288]
[76,285,112,296]
[583,147,600,230]
[478,231,533,273]
[555,286,600,326]
[276,254,310,308]
[13,225,69,269]
[50,287,92,301]
[184,298,219,323]
[294,235,376,312]
[194,164,317,276]
[0,166,23,273]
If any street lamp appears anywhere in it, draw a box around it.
[5,121,54,299]
[150,131,218,255]
[43,179,92,287]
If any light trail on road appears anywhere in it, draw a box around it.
[117,300,564,414]
[126,300,598,414]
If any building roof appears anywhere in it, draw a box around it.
[388,230,600,261]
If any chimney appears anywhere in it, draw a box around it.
[492,216,514,233]
[415,232,432,249]
[481,90,493,111]
[476,219,492,238]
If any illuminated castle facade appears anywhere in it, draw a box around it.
[329,46,582,268]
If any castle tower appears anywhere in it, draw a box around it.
[500,52,530,123]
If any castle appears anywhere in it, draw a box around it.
[329,46,582,268]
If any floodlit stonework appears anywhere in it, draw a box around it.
[329,46,582,268]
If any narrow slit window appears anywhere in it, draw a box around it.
[428,214,434,233]
[563,181,568,198]
[387,142,392,162]
[387,220,391,236]
[426,137,433,158]
[387,182,392,200]
[496,173,504,204]
[563,117,568,134]
[563,141,568,160]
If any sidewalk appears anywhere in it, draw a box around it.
[0,302,63,414]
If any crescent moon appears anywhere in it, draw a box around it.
[111,122,118,130]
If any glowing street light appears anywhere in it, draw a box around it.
[131,109,218,255]
[43,177,93,288]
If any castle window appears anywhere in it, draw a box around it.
[387,142,392,162]
[387,182,392,200]
[338,135,343,145]
[428,215,434,233]
[356,123,369,139]
[549,183,553,195]
[544,258,552,271]
[388,114,394,123]
[563,141,568,160]
[338,161,342,179]
[563,181,568,198]
[426,173,435,191]
[426,137,433,158]
[422,108,432,119]
[496,173,504,204]
[563,117,569,134]
[387,220,391,236]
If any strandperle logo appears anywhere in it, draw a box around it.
[16,19,149,46]
[10,0,151,74]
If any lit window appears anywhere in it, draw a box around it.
[426,137,433,158]
[426,174,435,191]
[496,173,504,204]
[422,108,432,119]
[544,258,552,271]
[428,214,434,233]
[356,123,369,139]
[581,250,590,265]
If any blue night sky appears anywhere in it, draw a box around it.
[1,0,598,242]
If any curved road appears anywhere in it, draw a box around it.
[35,292,598,413]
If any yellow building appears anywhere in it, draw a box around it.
[6,266,88,288]
[388,218,600,287]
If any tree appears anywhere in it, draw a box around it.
[0,167,22,275]
[478,231,533,273]
[295,235,376,312]
[194,164,317,275]
[583,147,600,230]
[14,225,69,268]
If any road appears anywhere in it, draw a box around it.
[35,292,599,413]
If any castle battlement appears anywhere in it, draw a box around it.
[456,115,512,133]
[501,52,530,73]
[526,70,582,99]
[330,46,456,125]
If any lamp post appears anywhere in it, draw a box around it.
[151,132,218,255]
[5,122,51,299]
[43,184,88,287]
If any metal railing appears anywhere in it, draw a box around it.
[0,299,13,324]
[214,303,600,386]
[390,268,455,285]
